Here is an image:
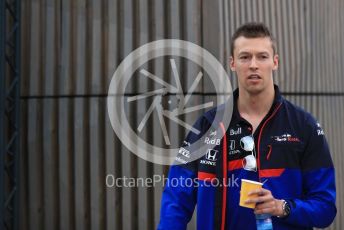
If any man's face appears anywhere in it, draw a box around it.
[230,36,278,95]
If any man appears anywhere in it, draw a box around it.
[158,22,336,230]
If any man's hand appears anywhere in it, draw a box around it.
[244,188,285,216]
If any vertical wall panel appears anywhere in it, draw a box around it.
[42,99,59,230]
[28,0,43,96]
[89,98,106,230]
[74,98,89,230]
[27,100,44,230]
[19,101,28,230]
[58,99,74,230]
[105,1,121,229]
[19,0,344,230]
[74,0,87,95]
[119,0,136,228]
[60,0,74,95]
[136,1,153,229]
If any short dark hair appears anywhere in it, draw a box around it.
[230,22,276,57]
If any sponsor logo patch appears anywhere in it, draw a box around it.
[200,149,218,166]
[229,150,241,155]
[316,123,324,136]
[204,137,221,145]
[175,156,187,164]
[178,147,190,158]
[205,149,218,161]
[209,130,217,137]
[271,133,300,142]
[229,127,242,136]
[183,140,191,146]
[229,140,235,150]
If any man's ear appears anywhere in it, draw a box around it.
[272,54,279,71]
[230,56,235,71]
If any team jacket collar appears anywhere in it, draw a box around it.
[230,84,284,125]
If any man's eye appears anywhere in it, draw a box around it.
[259,55,269,59]
[239,56,249,60]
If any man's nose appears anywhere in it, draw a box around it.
[249,57,258,69]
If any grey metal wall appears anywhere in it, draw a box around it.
[19,0,344,229]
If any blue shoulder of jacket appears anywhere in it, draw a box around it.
[281,98,319,127]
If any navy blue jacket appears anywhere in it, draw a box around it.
[158,86,336,230]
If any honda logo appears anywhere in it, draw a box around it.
[205,149,218,161]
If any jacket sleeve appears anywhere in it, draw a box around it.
[157,116,210,230]
[157,165,198,230]
[283,116,337,228]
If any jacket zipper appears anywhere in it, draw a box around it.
[266,145,272,160]
[257,103,282,180]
